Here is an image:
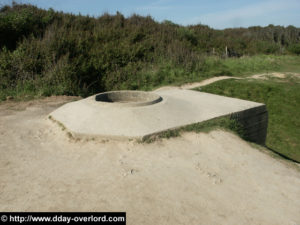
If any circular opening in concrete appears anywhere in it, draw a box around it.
[95,91,162,107]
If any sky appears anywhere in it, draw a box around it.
[1,0,300,29]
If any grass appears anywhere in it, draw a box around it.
[202,55,278,77]
[145,55,300,90]
[275,55,300,73]
[142,116,246,143]
[202,55,300,78]
[48,115,75,139]
[1,55,300,102]
[197,77,300,162]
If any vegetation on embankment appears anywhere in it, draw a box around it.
[197,77,300,163]
[142,117,246,143]
[1,3,300,101]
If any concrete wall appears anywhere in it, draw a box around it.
[230,105,268,145]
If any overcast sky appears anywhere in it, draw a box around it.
[1,0,300,29]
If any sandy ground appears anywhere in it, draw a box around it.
[0,96,300,225]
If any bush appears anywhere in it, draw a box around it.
[0,3,300,100]
[288,44,300,55]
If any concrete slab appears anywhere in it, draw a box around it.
[49,89,267,142]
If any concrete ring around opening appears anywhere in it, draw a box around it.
[94,90,163,107]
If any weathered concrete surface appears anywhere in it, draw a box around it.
[49,89,268,144]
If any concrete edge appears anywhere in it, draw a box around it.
[48,103,268,145]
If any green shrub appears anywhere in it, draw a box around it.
[288,44,300,55]
[1,3,300,101]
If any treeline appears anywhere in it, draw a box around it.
[0,3,300,98]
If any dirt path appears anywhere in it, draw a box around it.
[154,76,236,91]
[0,97,299,225]
[155,72,300,91]
[180,76,238,89]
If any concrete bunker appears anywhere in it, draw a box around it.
[95,90,163,107]
[49,89,268,144]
